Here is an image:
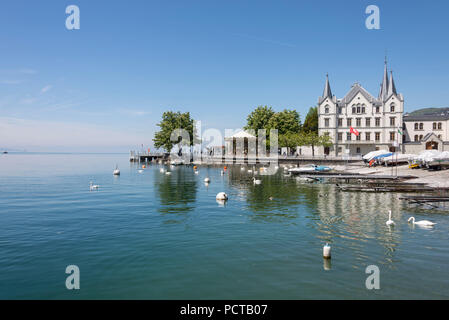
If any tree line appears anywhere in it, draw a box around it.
[152,106,332,156]
[243,105,331,155]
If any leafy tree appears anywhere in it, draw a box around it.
[279,132,301,150]
[244,105,275,135]
[244,106,302,149]
[153,111,199,152]
[267,109,301,135]
[301,106,318,134]
[319,134,333,148]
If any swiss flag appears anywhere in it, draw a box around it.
[350,126,359,136]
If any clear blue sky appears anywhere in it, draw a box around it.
[1,0,448,152]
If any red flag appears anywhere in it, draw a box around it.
[350,126,359,136]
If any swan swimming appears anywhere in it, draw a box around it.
[194,170,199,174]
[386,210,395,226]
[408,217,436,227]
[216,192,228,200]
[113,165,120,175]
[204,177,211,183]
[89,181,99,190]
[253,177,261,185]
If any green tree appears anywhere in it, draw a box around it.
[153,111,199,152]
[301,106,318,134]
[300,132,333,156]
[267,109,302,135]
[244,105,275,135]
[279,132,301,150]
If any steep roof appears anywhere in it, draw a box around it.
[318,74,334,104]
[339,83,378,106]
[387,71,397,98]
[379,60,389,101]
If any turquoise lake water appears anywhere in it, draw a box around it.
[0,153,448,299]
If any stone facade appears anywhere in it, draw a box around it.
[317,62,404,156]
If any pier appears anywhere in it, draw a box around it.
[129,151,168,163]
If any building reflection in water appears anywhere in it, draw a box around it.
[314,183,403,269]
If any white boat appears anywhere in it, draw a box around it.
[426,151,449,169]
[381,154,414,165]
[363,149,389,162]
[113,165,120,175]
[288,164,318,174]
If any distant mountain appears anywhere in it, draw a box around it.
[408,107,449,116]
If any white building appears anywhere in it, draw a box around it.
[317,61,404,156]
[403,110,449,153]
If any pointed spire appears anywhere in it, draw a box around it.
[322,73,333,99]
[379,58,389,101]
[387,70,397,97]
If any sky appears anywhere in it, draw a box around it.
[1,0,448,152]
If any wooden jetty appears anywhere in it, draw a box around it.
[301,172,418,182]
[337,183,434,193]
[129,151,168,162]
[399,195,449,203]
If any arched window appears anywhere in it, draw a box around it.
[433,122,437,130]
[438,122,442,130]
[414,135,418,142]
[414,123,418,130]
[419,123,424,130]
[390,104,395,112]
[419,135,423,140]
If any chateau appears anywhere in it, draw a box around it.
[317,61,404,156]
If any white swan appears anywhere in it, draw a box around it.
[408,217,436,226]
[194,170,199,175]
[386,210,395,226]
[138,169,143,173]
[204,177,211,183]
[89,181,99,190]
[160,168,166,173]
[220,170,225,175]
[113,165,120,175]
[216,192,228,200]
[165,171,171,175]
[253,177,261,185]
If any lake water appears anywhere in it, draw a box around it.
[1,153,448,299]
